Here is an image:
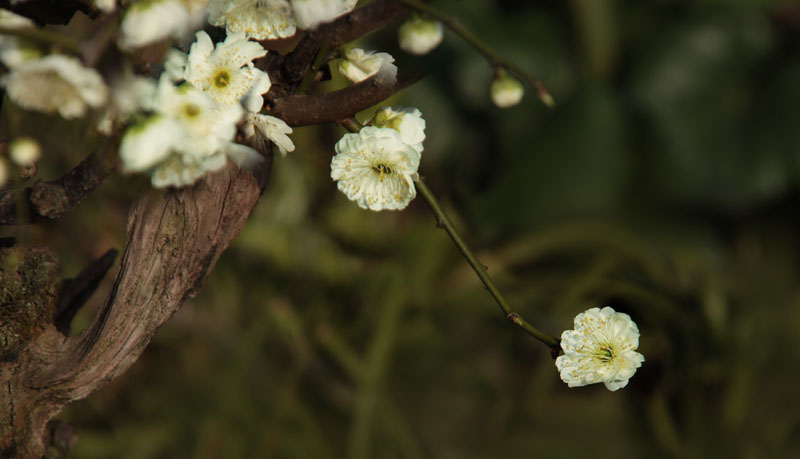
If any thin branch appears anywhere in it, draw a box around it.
[55,248,119,335]
[414,179,560,349]
[0,139,118,225]
[399,0,555,107]
[268,71,421,126]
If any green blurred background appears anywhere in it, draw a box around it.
[5,0,800,457]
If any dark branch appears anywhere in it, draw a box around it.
[267,71,422,127]
[0,139,118,225]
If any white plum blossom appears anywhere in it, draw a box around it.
[242,113,295,156]
[95,0,116,12]
[97,68,158,134]
[183,31,270,108]
[490,72,524,108]
[398,16,444,56]
[370,106,426,154]
[0,8,41,68]
[1,54,108,119]
[119,0,193,50]
[207,0,296,40]
[8,137,41,166]
[331,126,420,211]
[338,48,397,85]
[555,306,645,391]
[120,78,246,187]
[290,0,356,30]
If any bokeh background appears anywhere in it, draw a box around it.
[3,0,800,457]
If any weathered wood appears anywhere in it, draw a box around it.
[0,159,271,457]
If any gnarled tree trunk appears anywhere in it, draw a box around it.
[1,160,270,458]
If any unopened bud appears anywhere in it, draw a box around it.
[490,73,524,108]
[398,17,444,56]
[9,137,41,166]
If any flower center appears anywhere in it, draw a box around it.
[597,347,614,363]
[213,70,231,89]
[182,103,201,119]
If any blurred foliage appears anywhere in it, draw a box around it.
[3,0,800,457]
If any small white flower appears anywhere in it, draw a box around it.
[9,137,41,166]
[490,73,524,108]
[150,151,228,188]
[119,115,183,171]
[242,113,295,156]
[183,31,270,109]
[94,0,116,13]
[289,0,356,30]
[331,126,420,211]
[207,0,296,40]
[0,8,41,68]
[1,54,108,119]
[555,306,645,391]
[338,48,397,85]
[119,0,193,50]
[398,16,443,56]
[370,106,426,154]
[97,68,158,134]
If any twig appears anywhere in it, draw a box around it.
[0,139,119,225]
[414,179,560,349]
[398,0,555,107]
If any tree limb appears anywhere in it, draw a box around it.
[268,71,422,127]
[0,140,118,226]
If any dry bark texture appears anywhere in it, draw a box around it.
[0,161,271,458]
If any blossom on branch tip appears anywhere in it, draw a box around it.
[183,31,270,109]
[1,54,108,119]
[119,0,193,50]
[331,126,420,211]
[242,113,295,156]
[290,0,356,30]
[490,72,524,108]
[398,16,443,56]
[370,106,426,154]
[555,306,645,391]
[338,48,397,85]
[208,0,296,40]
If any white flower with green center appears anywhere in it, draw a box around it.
[242,113,295,156]
[370,106,426,154]
[290,0,356,30]
[331,126,420,211]
[398,16,444,56]
[555,306,645,391]
[120,78,246,187]
[207,0,296,40]
[490,72,524,108]
[338,48,397,84]
[183,31,270,109]
[1,54,108,119]
[119,0,192,50]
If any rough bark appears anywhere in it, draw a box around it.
[0,159,271,458]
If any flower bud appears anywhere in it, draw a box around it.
[9,137,41,166]
[490,73,524,108]
[398,17,444,56]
